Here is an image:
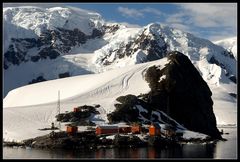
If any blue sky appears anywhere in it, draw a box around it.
[65,3,237,41]
[4,3,237,41]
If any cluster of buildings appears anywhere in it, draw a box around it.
[66,123,178,138]
[64,107,181,138]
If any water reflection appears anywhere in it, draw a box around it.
[89,143,214,159]
[181,144,214,158]
[214,127,237,159]
[148,147,156,158]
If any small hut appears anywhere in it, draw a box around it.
[95,125,119,135]
[73,107,80,112]
[66,125,78,135]
[149,123,161,136]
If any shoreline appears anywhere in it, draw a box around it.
[3,130,224,150]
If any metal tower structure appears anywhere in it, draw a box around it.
[57,90,61,131]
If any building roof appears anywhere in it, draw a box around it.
[97,125,118,129]
[151,123,161,129]
[119,125,131,128]
[159,123,174,130]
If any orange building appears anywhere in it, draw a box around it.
[149,123,161,136]
[73,107,80,112]
[131,124,142,134]
[66,125,78,135]
[96,125,119,135]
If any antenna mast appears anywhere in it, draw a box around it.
[57,90,61,130]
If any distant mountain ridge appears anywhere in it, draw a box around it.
[214,37,237,60]
[3,6,236,97]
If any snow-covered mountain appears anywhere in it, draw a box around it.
[3,6,105,96]
[3,6,236,97]
[214,37,237,60]
[3,6,103,51]
[3,6,237,142]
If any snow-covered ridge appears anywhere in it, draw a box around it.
[145,23,236,77]
[214,37,237,60]
[3,6,103,36]
[3,6,103,52]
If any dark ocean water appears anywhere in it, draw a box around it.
[3,127,237,159]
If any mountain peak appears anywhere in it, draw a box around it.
[3,6,104,37]
[143,23,162,35]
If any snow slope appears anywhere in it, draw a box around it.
[214,37,237,60]
[3,58,237,142]
[3,58,163,141]
[3,6,103,50]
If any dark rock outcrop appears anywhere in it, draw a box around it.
[4,44,27,68]
[108,94,183,130]
[58,72,70,78]
[4,27,103,69]
[229,75,237,83]
[229,93,237,98]
[28,76,47,84]
[144,51,221,139]
[103,24,120,34]
[56,105,99,126]
[38,47,60,60]
[107,95,141,123]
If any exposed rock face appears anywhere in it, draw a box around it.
[115,30,168,61]
[97,28,168,66]
[28,76,47,84]
[58,72,70,78]
[4,27,103,69]
[107,95,141,123]
[145,51,221,139]
[107,94,185,130]
[56,105,99,126]
[103,24,120,34]
[4,38,39,68]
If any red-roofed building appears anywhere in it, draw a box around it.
[96,125,119,135]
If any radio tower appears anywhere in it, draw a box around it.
[57,90,61,131]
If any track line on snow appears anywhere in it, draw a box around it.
[4,63,151,109]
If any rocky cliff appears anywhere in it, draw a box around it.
[145,51,221,139]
